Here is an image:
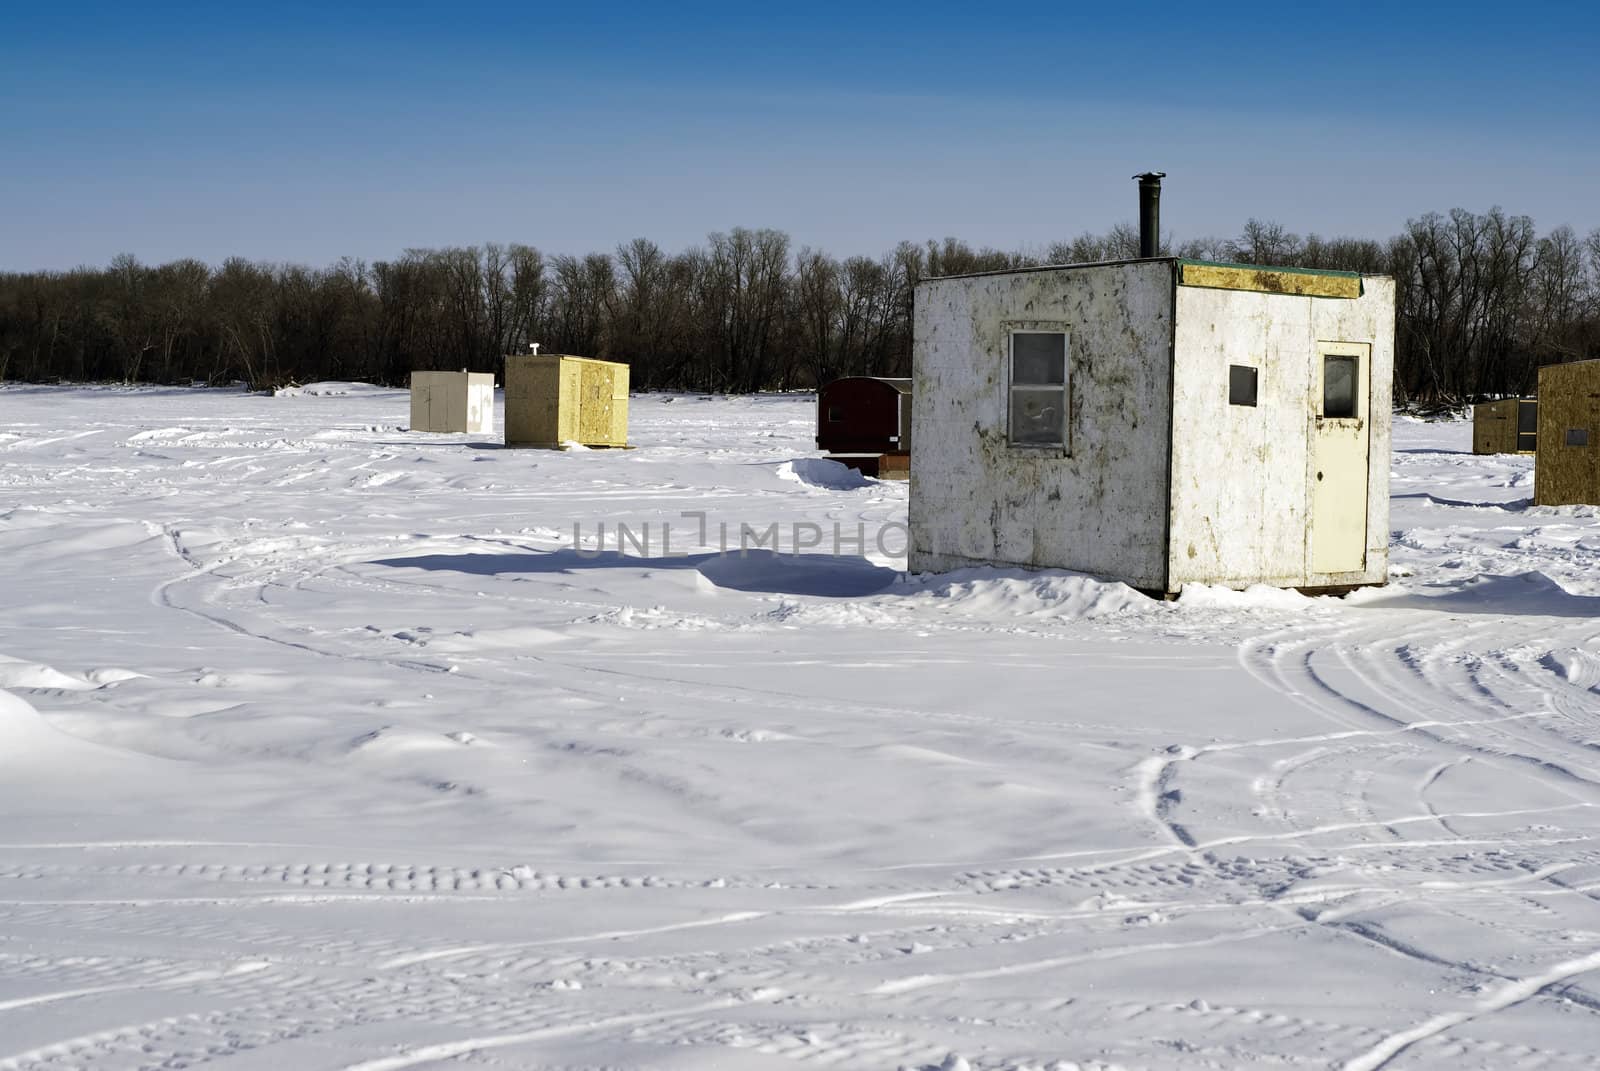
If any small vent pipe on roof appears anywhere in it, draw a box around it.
[1133,172,1165,258]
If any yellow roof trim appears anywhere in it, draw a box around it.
[1179,262,1362,299]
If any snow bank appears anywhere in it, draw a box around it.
[0,687,92,758]
[127,426,193,441]
[898,567,1153,620]
[273,381,389,397]
[1176,583,1318,610]
[0,687,51,743]
[776,458,872,490]
[1347,569,1600,616]
[0,657,97,691]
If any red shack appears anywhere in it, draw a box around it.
[815,376,912,479]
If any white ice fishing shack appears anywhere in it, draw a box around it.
[910,175,1395,596]
[409,371,495,434]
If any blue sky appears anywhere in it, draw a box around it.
[3,2,1597,270]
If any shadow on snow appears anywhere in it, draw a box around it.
[368,547,901,598]
[1357,571,1600,618]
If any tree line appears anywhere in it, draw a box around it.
[2,207,1597,403]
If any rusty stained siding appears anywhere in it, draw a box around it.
[909,260,1175,587]
[1534,360,1600,506]
[1167,275,1394,589]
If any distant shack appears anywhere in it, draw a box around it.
[1534,360,1600,506]
[1472,398,1537,455]
[409,371,495,434]
[815,376,911,479]
[503,354,630,449]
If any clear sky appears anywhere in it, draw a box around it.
[3,1,1597,270]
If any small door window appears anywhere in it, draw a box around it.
[1009,330,1068,447]
[1229,365,1258,407]
[1323,355,1359,418]
[1567,428,1590,447]
[827,406,845,422]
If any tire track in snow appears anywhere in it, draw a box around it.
[870,921,1307,995]
[1340,947,1600,1071]
[379,891,952,970]
[1120,605,1600,1065]
[1347,632,1600,795]
[0,859,772,896]
[0,960,270,1013]
[153,525,464,676]
[335,990,785,1071]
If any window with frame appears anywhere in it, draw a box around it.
[1009,330,1068,447]
[1322,355,1359,419]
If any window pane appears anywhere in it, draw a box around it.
[1011,387,1065,445]
[1323,356,1358,418]
[827,405,844,422]
[1229,364,1258,407]
[1567,428,1589,447]
[1013,333,1065,385]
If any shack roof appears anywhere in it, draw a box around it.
[924,255,1385,286]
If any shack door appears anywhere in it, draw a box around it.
[1517,400,1538,453]
[1310,342,1371,574]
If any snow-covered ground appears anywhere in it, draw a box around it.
[1,384,1598,1071]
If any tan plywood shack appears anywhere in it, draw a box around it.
[1472,398,1536,455]
[503,354,630,448]
[1473,399,1517,454]
[1535,360,1600,506]
[409,371,495,434]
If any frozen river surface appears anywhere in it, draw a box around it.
[1,384,1598,1070]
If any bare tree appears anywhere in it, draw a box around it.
[4,208,1599,400]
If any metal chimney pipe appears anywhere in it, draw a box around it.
[1133,171,1165,258]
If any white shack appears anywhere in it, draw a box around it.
[409,371,495,434]
[910,257,1395,594]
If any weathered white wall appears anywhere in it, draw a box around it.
[910,261,1175,588]
[409,372,496,434]
[1168,277,1394,588]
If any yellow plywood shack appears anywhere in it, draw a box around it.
[504,354,630,448]
[409,371,495,434]
[1535,360,1600,506]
